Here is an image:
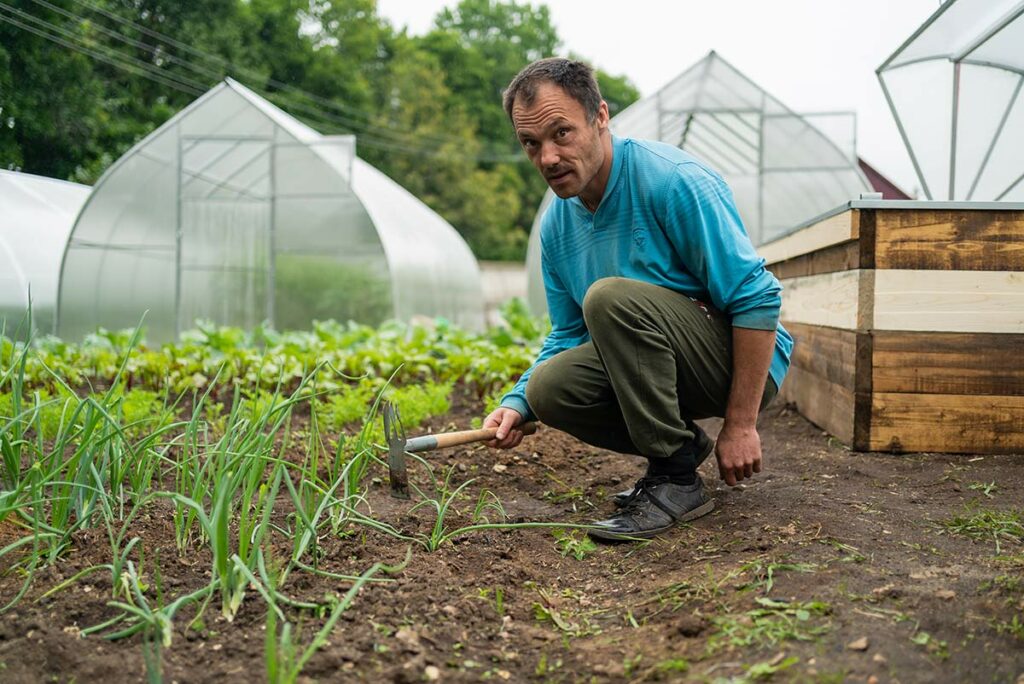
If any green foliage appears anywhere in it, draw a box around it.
[552,529,597,560]
[386,380,452,430]
[119,389,174,439]
[315,381,378,433]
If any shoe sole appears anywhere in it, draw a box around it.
[587,499,715,542]
[611,437,716,507]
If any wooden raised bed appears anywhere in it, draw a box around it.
[760,201,1024,454]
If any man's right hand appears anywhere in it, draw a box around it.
[483,407,525,449]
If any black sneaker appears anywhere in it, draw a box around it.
[589,475,714,542]
[611,423,714,507]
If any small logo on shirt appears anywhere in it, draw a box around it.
[632,227,647,248]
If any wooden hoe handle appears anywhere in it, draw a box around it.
[404,422,539,453]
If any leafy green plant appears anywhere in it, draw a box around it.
[552,529,598,560]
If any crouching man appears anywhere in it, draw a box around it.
[482,57,793,542]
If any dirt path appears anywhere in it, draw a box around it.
[2,399,1022,683]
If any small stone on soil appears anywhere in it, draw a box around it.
[424,665,441,681]
[492,464,508,473]
[872,654,887,664]
[847,636,870,651]
[935,589,956,600]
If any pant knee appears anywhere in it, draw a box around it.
[582,277,633,327]
[524,361,555,423]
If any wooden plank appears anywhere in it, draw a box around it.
[873,270,1024,333]
[767,240,859,280]
[874,209,1024,271]
[758,209,859,265]
[872,331,1024,395]
[782,322,856,388]
[869,392,1024,454]
[857,270,875,331]
[858,208,876,270]
[780,365,855,444]
[853,332,873,451]
[779,270,862,330]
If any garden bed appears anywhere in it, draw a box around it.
[1,319,1022,683]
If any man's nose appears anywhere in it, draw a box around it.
[539,141,560,168]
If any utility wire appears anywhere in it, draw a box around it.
[28,0,483,152]
[0,5,525,162]
[67,0,520,155]
[0,6,205,95]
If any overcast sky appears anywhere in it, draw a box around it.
[376,0,943,195]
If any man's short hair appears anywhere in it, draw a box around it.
[503,57,603,123]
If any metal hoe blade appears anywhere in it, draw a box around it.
[383,402,410,499]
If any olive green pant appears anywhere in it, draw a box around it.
[525,277,777,461]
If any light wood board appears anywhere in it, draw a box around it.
[759,210,858,265]
[779,269,862,330]
[873,270,1024,334]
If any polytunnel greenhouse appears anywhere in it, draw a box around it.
[878,0,1024,201]
[0,170,90,338]
[526,51,871,314]
[57,78,484,343]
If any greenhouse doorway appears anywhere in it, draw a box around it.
[177,135,274,334]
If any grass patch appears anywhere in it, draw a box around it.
[706,598,831,655]
[939,508,1023,554]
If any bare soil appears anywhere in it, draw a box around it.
[1,394,1022,683]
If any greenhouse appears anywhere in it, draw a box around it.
[57,78,484,343]
[526,51,871,314]
[878,0,1024,201]
[0,170,90,337]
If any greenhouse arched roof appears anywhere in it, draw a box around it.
[526,51,870,315]
[57,79,484,343]
[0,170,89,337]
[878,0,1024,200]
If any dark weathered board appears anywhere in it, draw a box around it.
[784,322,857,387]
[767,240,859,280]
[869,392,1024,453]
[779,366,855,445]
[873,209,1024,271]
[872,331,1024,396]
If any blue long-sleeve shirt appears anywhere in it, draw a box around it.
[501,135,793,421]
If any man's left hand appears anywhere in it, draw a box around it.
[714,423,762,486]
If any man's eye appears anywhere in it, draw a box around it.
[556,128,570,138]
[522,139,537,149]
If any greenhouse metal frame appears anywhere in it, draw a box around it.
[878,0,1024,201]
[57,79,484,343]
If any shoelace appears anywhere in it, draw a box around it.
[617,476,676,516]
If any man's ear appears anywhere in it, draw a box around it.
[597,100,610,130]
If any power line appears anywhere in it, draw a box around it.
[0,5,205,95]
[28,0,471,152]
[0,5,526,162]
[66,0,520,155]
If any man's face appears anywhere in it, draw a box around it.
[512,82,610,200]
